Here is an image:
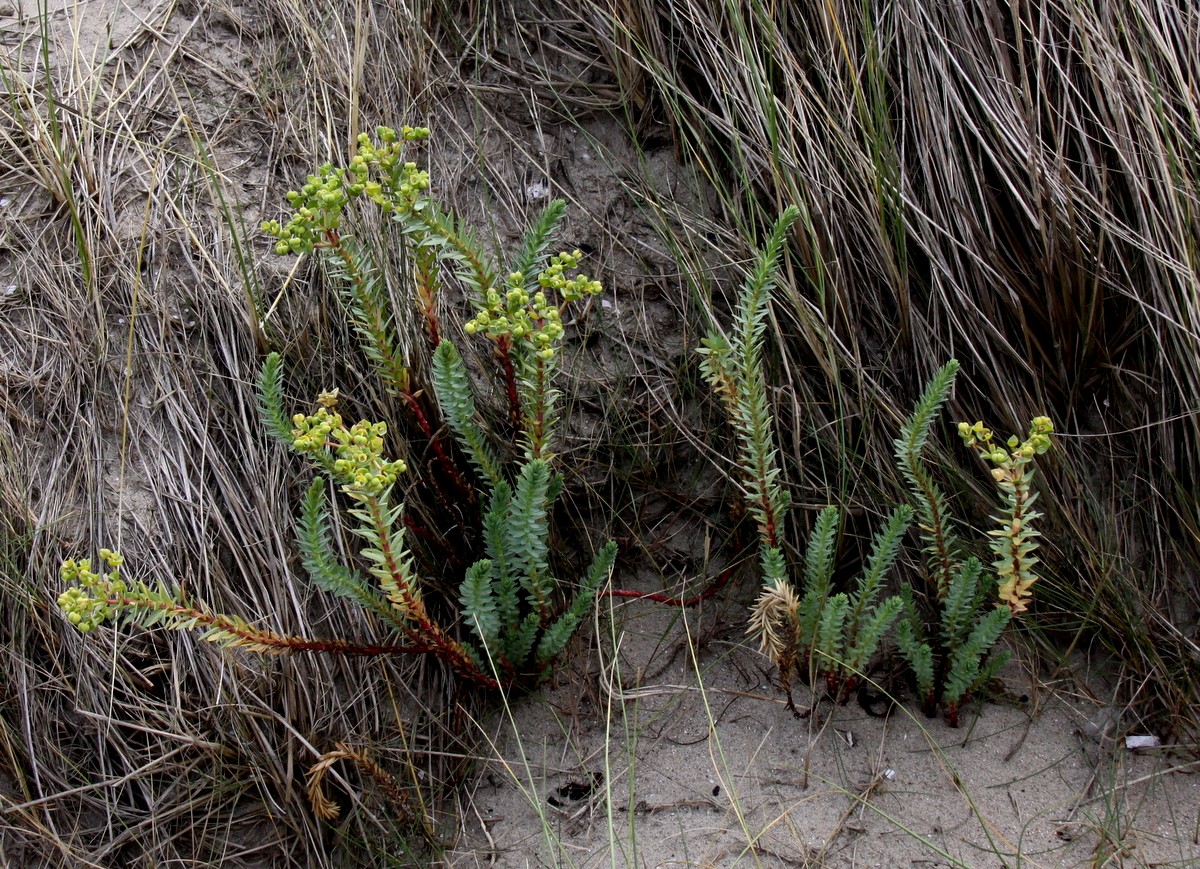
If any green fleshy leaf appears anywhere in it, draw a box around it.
[432,339,503,487]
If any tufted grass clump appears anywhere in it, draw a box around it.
[59,126,616,691]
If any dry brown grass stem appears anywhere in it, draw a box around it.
[0,0,482,862]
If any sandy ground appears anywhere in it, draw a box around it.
[448,600,1200,868]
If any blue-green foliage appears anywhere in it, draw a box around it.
[452,452,617,678]
[420,197,617,681]
[799,507,908,696]
[431,341,503,486]
[703,209,908,704]
[483,482,519,630]
[816,594,850,670]
[760,545,788,586]
[895,362,1015,724]
[509,460,552,606]
[328,238,410,396]
[943,607,1011,708]
[296,478,409,631]
[894,359,961,599]
[64,130,614,699]
[264,157,611,684]
[848,596,903,676]
[394,201,497,301]
[802,506,840,599]
[707,257,1019,719]
[844,507,911,673]
[461,560,500,652]
[256,352,293,446]
[796,506,840,656]
[940,557,985,646]
[895,587,935,701]
[698,207,801,548]
[349,184,612,683]
[508,200,567,290]
[536,541,618,666]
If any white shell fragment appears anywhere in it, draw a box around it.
[1125,734,1161,750]
[525,181,551,202]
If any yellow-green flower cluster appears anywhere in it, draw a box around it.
[538,250,603,302]
[958,416,1054,479]
[959,416,1054,615]
[291,406,407,495]
[261,126,431,255]
[58,548,126,632]
[464,253,603,361]
[464,274,561,359]
[261,162,351,255]
[348,127,430,214]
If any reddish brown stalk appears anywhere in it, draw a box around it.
[495,336,522,427]
[400,390,435,440]
[109,597,433,655]
[317,231,471,503]
[599,566,735,608]
[408,208,494,297]
[716,379,741,417]
[363,496,498,688]
[758,489,780,551]
[397,623,497,689]
[413,245,442,346]
[528,354,549,458]
[402,512,463,568]
[399,389,473,503]
[116,595,499,688]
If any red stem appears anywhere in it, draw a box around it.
[599,566,735,608]
[363,496,496,688]
[401,391,468,488]
[414,247,442,347]
[403,512,462,568]
[496,336,521,427]
[317,230,471,504]
[109,597,432,656]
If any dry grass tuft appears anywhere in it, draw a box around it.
[578,0,1200,736]
[0,0,495,863]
